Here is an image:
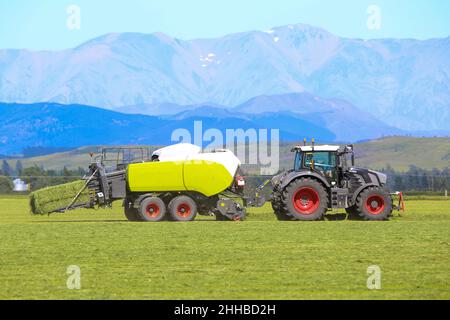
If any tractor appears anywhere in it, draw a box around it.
[270,141,404,221]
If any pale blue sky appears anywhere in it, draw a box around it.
[0,0,449,50]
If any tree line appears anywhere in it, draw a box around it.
[380,165,449,192]
[0,162,87,193]
[0,161,449,194]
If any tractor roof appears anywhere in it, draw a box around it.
[292,145,341,152]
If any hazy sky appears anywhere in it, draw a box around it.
[1,0,449,50]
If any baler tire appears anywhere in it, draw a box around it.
[356,187,392,221]
[282,178,328,221]
[168,195,198,222]
[138,197,167,222]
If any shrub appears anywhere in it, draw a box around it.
[0,177,13,194]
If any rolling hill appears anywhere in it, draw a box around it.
[276,137,450,172]
[2,137,448,172]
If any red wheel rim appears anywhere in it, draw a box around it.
[293,187,320,215]
[145,203,161,218]
[176,203,191,218]
[365,195,385,215]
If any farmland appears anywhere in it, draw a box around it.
[0,194,449,300]
[2,136,450,172]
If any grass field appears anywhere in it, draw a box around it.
[0,194,449,300]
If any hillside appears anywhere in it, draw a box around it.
[2,137,448,172]
[0,24,449,131]
[0,100,403,156]
[277,137,450,172]
[354,137,450,171]
[0,102,330,155]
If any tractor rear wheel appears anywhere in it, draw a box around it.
[138,197,167,222]
[271,188,291,221]
[356,187,392,221]
[168,195,198,222]
[282,178,328,221]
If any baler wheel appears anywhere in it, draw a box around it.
[138,197,167,222]
[168,195,198,222]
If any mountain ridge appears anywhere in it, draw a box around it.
[0,95,404,156]
[0,23,448,131]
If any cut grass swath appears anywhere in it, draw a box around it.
[29,180,91,215]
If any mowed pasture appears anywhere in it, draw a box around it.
[0,195,449,300]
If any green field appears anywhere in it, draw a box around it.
[0,195,449,300]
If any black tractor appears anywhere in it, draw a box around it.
[271,142,403,221]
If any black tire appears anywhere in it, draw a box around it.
[271,188,291,221]
[138,197,167,222]
[123,200,142,221]
[168,195,198,222]
[356,187,392,221]
[282,178,328,221]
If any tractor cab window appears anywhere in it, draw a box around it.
[294,152,303,171]
[304,152,337,175]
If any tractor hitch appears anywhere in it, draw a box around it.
[243,179,272,208]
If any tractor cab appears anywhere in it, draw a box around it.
[292,143,355,187]
[270,140,403,221]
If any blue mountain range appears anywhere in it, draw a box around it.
[0,23,449,155]
[0,93,406,155]
[0,23,448,132]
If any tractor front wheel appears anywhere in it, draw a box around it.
[282,178,328,221]
[356,187,392,221]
